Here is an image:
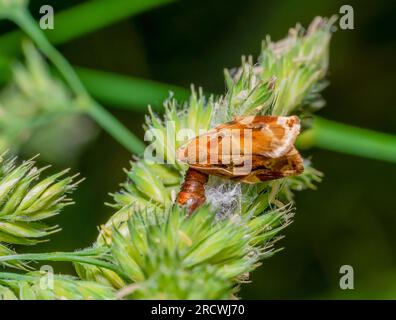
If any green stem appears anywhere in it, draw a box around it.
[0,272,37,282]
[297,117,396,164]
[76,67,191,111]
[89,102,145,154]
[8,8,144,155]
[11,8,87,96]
[0,0,175,57]
[0,251,126,279]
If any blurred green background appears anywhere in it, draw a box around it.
[1,0,395,299]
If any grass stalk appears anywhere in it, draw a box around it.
[0,251,125,279]
[6,7,145,155]
[0,0,175,56]
[76,67,190,111]
[298,117,396,163]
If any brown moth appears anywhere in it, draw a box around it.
[176,115,304,214]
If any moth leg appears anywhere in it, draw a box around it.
[268,181,286,208]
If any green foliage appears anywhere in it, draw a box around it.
[99,203,290,299]
[224,16,333,120]
[259,16,334,115]
[105,14,334,221]
[71,17,334,299]
[0,42,99,163]
[0,6,334,299]
[0,42,71,149]
[0,272,116,300]
[0,0,27,19]
[0,153,118,300]
[0,243,28,270]
[0,154,80,247]
[1,0,145,155]
[0,0,175,57]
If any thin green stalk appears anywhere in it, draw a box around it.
[11,8,87,96]
[7,7,144,155]
[0,252,126,279]
[298,117,396,164]
[89,102,145,154]
[0,272,36,282]
[0,0,175,57]
[76,67,191,112]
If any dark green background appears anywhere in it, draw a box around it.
[1,0,395,299]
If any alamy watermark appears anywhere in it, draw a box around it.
[39,264,54,290]
[39,5,54,30]
[339,265,354,290]
[339,5,354,30]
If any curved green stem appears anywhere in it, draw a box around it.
[89,102,145,154]
[11,8,87,97]
[7,8,144,155]
[0,0,175,57]
[77,67,190,112]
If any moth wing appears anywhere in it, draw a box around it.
[176,115,301,165]
[234,115,301,158]
[187,163,236,179]
[203,115,301,160]
[177,129,215,164]
[186,146,304,184]
[237,147,304,183]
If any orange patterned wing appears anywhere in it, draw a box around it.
[177,115,301,162]
[183,147,304,183]
[213,115,301,158]
[177,115,304,183]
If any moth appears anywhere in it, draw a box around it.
[176,115,304,214]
